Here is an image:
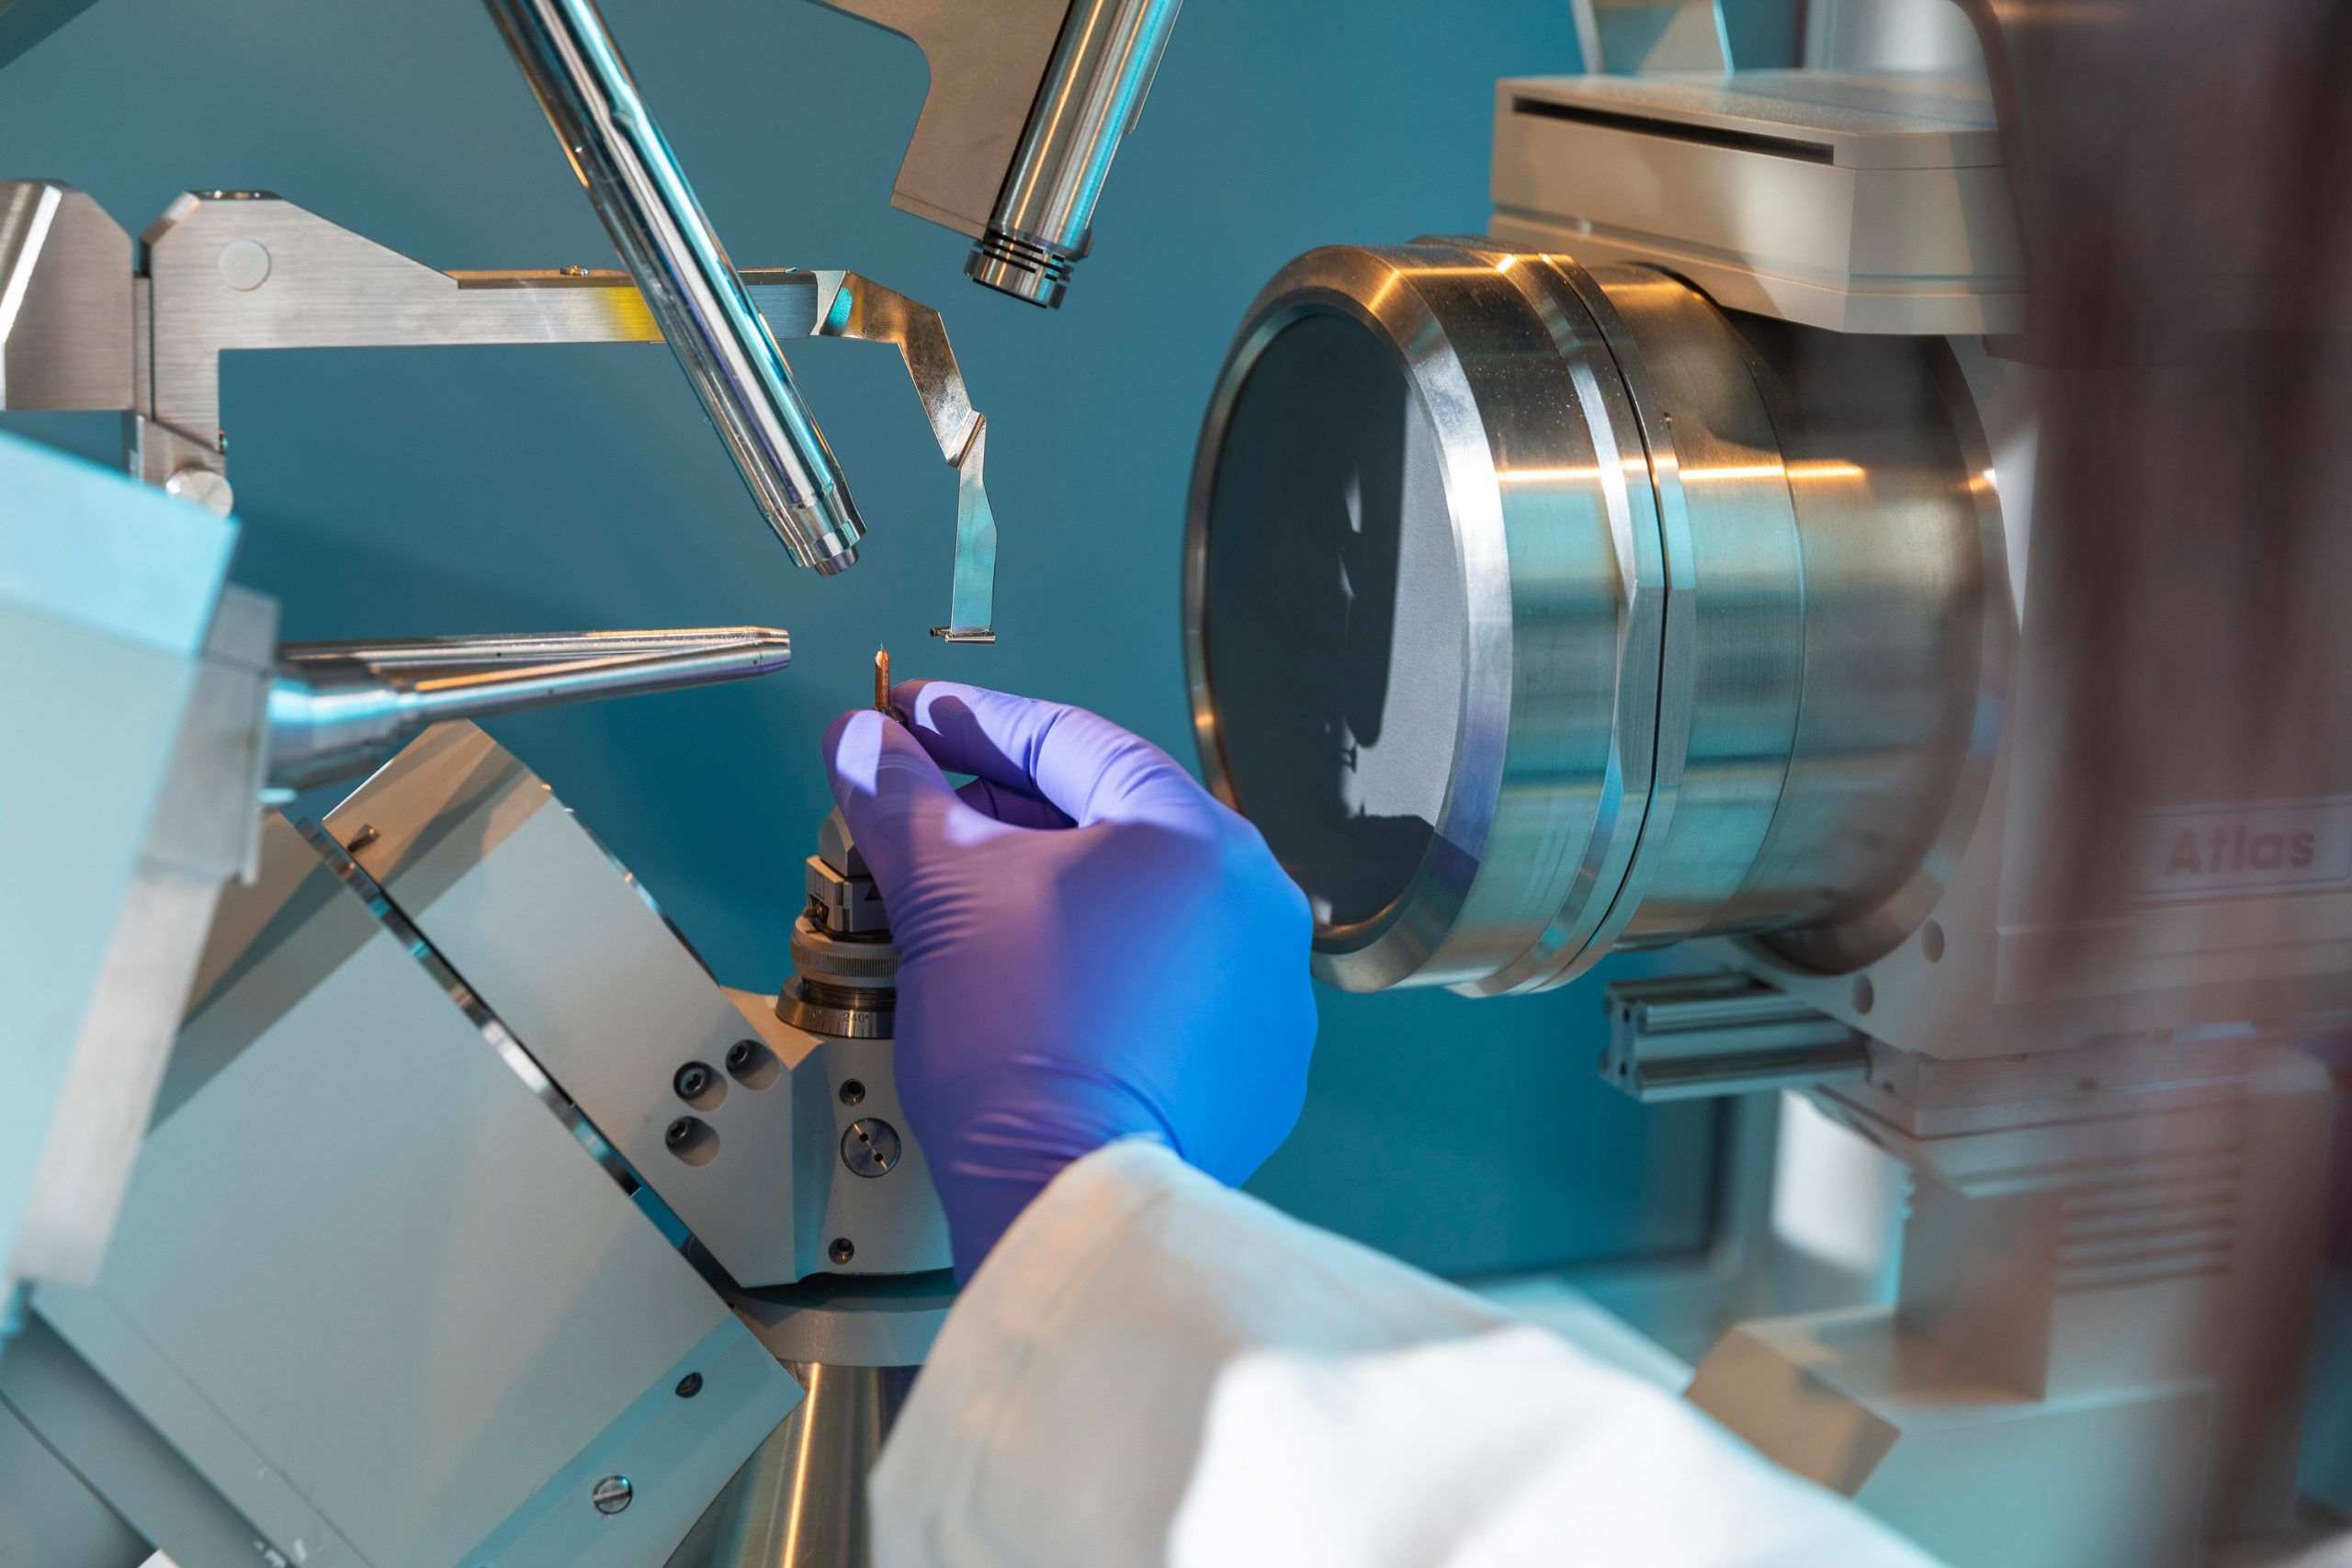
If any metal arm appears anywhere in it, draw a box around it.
[481,0,864,574]
[266,626,793,789]
[816,0,1183,310]
[0,183,997,639]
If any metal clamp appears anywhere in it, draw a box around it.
[1601,972,1869,1103]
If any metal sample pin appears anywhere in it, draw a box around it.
[875,646,903,723]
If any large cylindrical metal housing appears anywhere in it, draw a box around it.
[1183,240,2009,995]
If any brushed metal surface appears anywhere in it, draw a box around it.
[0,181,131,412]
[809,0,1076,237]
[667,1362,917,1568]
[967,0,1182,306]
[1187,238,2004,994]
[140,191,821,461]
[134,194,997,638]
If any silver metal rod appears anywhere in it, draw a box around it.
[266,632,791,790]
[967,0,1183,308]
[483,0,864,572]
[278,626,790,671]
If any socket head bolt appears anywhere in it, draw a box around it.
[674,1371,703,1398]
[839,1078,865,1106]
[829,1236,855,1265]
[664,1117,696,1148]
[726,1040,756,1073]
[673,1062,714,1100]
[591,1475,633,1516]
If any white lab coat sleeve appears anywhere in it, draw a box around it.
[871,1136,1940,1568]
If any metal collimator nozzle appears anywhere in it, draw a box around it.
[266,627,791,790]
[483,0,865,571]
[967,0,1184,309]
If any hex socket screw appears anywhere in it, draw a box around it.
[726,1040,757,1074]
[839,1078,865,1106]
[665,1117,696,1148]
[829,1236,855,1265]
[674,1062,714,1100]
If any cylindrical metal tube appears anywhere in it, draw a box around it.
[484,0,863,570]
[1183,240,2011,994]
[277,626,787,670]
[966,0,1183,309]
[266,633,791,789]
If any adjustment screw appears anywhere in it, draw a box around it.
[726,1040,756,1072]
[839,1078,865,1106]
[674,1371,703,1398]
[673,1062,714,1100]
[841,1118,902,1179]
[665,1117,695,1148]
[591,1475,633,1516]
[829,1236,854,1265]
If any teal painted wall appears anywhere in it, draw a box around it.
[0,0,1718,1276]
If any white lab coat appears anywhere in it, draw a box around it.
[872,1138,1940,1567]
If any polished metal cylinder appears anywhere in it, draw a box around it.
[665,1362,917,1568]
[967,0,1182,309]
[486,0,864,570]
[265,632,792,790]
[778,916,898,1040]
[1184,240,2009,994]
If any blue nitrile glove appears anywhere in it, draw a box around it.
[822,681,1317,1281]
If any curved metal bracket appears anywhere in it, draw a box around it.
[808,271,998,642]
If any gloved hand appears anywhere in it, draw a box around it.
[823,681,1317,1280]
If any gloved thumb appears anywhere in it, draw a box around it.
[821,708,968,895]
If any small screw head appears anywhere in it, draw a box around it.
[674,1371,703,1398]
[839,1078,865,1106]
[217,237,272,291]
[673,1062,714,1100]
[591,1475,633,1515]
[828,1236,854,1265]
[163,466,234,516]
[726,1040,756,1072]
[665,1117,695,1148]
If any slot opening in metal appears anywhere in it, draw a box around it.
[1510,97,1838,164]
